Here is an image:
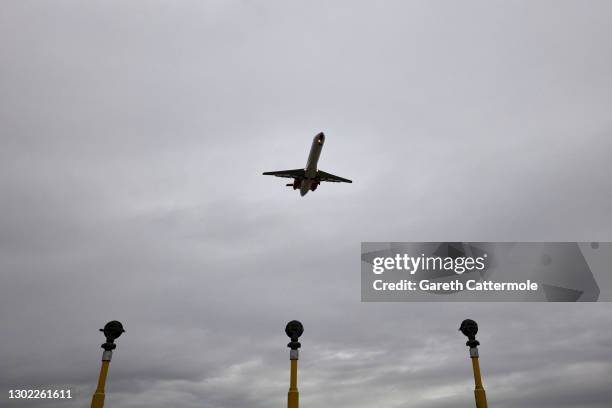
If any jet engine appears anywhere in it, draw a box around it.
[292,178,301,190]
[310,181,319,191]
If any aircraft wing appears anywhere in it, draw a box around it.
[262,169,306,179]
[317,170,352,183]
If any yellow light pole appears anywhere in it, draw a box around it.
[91,321,125,408]
[460,319,488,408]
[285,320,304,408]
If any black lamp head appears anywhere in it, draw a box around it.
[100,321,125,350]
[101,321,125,341]
[285,320,304,350]
[459,319,480,348]
[459,319,478,337]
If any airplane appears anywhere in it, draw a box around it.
[263,132,352,196]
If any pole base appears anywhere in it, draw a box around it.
[288,390,299,408]
[474,388,488,408]
[91,392,105,408]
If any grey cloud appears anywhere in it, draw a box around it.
[1,1,612,407]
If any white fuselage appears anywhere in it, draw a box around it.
[300,133,325,196]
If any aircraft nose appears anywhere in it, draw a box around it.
[316,132,325,144]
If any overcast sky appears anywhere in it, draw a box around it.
[1,1,611,407]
